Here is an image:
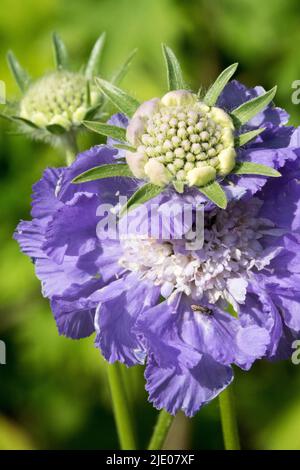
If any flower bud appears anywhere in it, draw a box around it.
[144,159,172,186]
[186,166,216,187]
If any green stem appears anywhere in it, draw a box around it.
[148,410,174,450]
[64,131,79,166]
[107,363,137,450]
[219,386,241,450]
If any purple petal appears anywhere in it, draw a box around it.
[43,193,100,264]
[145,354,233,417]
[94,274,160,366]
[51,297,96,339]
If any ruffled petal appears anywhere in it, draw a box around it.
[179,297,269,370]
[13,220,46,259]
[145,354,233,417]
[43,193,100,264]
[57,145,138,205]
[94,274,160,366]
[31,167,64,221]
[51,297,96,339]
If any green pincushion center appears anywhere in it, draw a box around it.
[137,105,229,182]
[19,71,98,130]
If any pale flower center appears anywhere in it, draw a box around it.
[20,71,99,130]
[139,106,225,180]
[125,91,236,189]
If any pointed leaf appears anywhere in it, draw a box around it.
[114,143,136,152]
[198,181,227,209]
[46,124,65,135]
[83,121,127,141]
[172,180,184,193]
[12,116,39,128]
[232,162,281,177]
[111,49,137,85]
[95,78,139,117]
[204,63,238,106]
[120,183,164,216]
[72,163,133,184]
[7,51,30,92]
[235,127,265,146]
[52,32,68,70]
[86,80,91,106]
[162,44,185,91]
[231,86,277,127]
[0,112,17,123]
[85,32,106,79]
[84,103,103,120]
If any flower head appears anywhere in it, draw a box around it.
[14,145,300,416]
[79,45,290,209]
[125,90,236,188]
[5,33,136,161]
[19,71,98,131]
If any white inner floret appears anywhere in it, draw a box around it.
[141,107,223,177]
[20,71,99,130]
[125,91,236,188]
[118,199,281,309]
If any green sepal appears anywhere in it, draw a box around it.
[46,124,66,135]
[197,181,227,209]
[204,63,238,106]
[12,116,39,128]
[162,44,185,91]
[231,86,277,127]
[72,163,133,184]
[235,128,265,147]
[7,51,30,92]
[95,78,139,117]
[84,103,103,120]
[111,49,138,86]
[83,121,127,141]
[52,32,68,70]
[119,183,164,217]
[114,143,136,152]
[232,162,281,177]
[85,32,106,79]
[172,180,185,193]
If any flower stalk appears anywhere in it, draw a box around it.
[148,410,174,450]
[107,362,137,450]
[219,385,241,450]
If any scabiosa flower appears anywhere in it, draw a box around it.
[14,144,300,416]
[78,45,297,210]
[4,33,135,162]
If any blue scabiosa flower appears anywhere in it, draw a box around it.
[14,144,300,416]
[79,45,298,210]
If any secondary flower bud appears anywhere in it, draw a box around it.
[20,71,98,131]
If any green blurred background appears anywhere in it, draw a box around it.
[1,0,300,450]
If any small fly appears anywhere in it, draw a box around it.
[191,304,213,315]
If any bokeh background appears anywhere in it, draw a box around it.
[1,0,300,450]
